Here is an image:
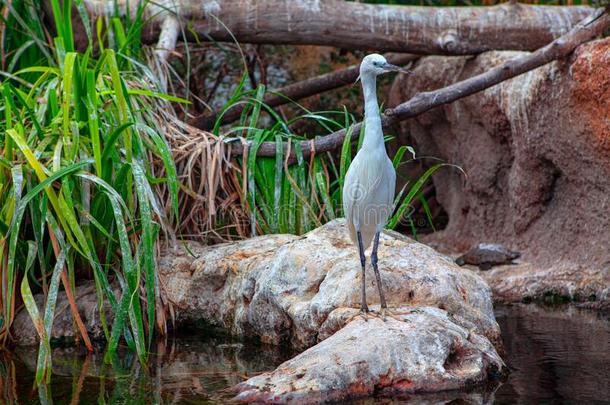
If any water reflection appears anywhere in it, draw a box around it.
[494,304,610,403]
[11,335,293,404]
[4,305,610,404]
[0,352,18,404]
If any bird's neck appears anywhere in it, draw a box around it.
[361,73,384,151]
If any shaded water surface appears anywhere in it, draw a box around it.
[5,304,610,404]
[493,304,610,404]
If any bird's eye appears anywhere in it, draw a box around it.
[373,62,379,67]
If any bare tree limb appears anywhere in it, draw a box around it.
[190,53,419,130]
[155,15,180,61]
[227,7,610,160]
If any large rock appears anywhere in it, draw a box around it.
[158,219,505,401]
[388,38,610,304]
[159,220,501,349]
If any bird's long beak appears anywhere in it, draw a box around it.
[383,63,411,74]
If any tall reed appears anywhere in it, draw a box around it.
[1,0,179,383]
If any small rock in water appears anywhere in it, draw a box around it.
[455,243,520,270]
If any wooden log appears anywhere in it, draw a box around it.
[141,1,593,55]
[83,1,593,55]
[227,7,610,160]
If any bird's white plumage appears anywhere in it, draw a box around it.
[343,146,395,250]
[343,54,397,251]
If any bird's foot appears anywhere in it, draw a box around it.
[358,306,372,322]
[377,307,403,322]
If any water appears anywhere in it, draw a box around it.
[5,304,610,404]
[493,304,610,404]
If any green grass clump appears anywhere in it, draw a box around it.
[0,0,179,383]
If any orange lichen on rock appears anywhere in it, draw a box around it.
[570,37,610,151]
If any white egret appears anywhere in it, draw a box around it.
[342,53,409,318]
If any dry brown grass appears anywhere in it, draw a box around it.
[151,112,252,243]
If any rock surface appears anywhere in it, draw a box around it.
[11,329,502,404]
[388,38,610,305]
[479,262,609,304]
[13,282,114,346]
[233,308,504,404]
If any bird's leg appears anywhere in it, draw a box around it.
[357,231,369,316]
[371,231,388,319]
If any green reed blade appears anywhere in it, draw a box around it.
[392,145,416,170]
[387,163,444,229]
[37,240,66,384]
[132,160,155,348]
[133,123,179,222]
[273,134,284,232]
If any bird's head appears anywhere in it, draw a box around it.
[358,53,410,79]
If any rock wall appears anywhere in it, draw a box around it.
[388,38,610,301]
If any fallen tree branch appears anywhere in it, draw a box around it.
[190,53,419,130]
[227,7,610,160]
[82,1,593,55]
[155,14,180,62]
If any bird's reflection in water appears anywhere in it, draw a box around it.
[4,304,610,404]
